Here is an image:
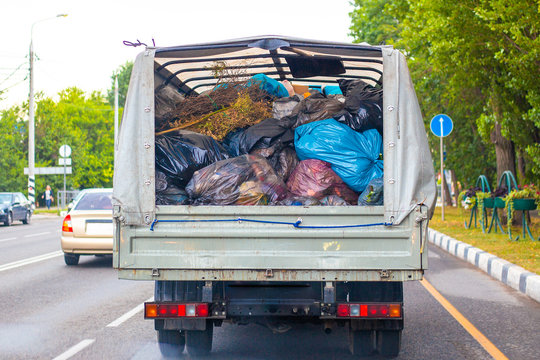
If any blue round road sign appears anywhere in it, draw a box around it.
[430,114,453,137]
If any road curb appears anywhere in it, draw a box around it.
[428,228,540,304]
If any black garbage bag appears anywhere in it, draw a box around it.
[155,84,185,129]
[223,118,294,157]
[334,79,383,135]
[358,177,384,206]
[186,155,288,205]
[156,186,190,205]
[155,130,229,187]
[268,146,299,182]
[289,92,344,129]
[272,95,301,119]
[155,170,169,192]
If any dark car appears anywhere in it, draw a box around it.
[0,192,33,226]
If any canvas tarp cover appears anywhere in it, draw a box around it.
[112,36,435,226]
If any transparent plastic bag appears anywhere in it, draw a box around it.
[320,195,349,206]
[186,155,287,205]
[277,195,320,206]
[358,177,384,206]
[286,159,357,204]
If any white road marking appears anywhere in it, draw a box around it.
[0,237,17,243]
[106,296,155,327]
[24,231,51,238]
[0,250,63,272]
[52,339,95,360]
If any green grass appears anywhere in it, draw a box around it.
[33,208,62,215]
[429,206,540,274]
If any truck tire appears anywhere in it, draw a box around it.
[157,329,185,358]
[349,329,375,357]
[64,253,80,266]
[377,330,401,358]
[186,320,213,357]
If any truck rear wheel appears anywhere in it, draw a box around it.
[157,329,185,358]
[186,320,213,357]
[349,329,375,357]
[377,330,401,358]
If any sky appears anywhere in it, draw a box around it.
[0,0,355,110]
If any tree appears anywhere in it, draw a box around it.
[349,0,540,186]
[107,61,133,107]
[35,88,115,192]
[0,105,28,191]
[348,0,408,45]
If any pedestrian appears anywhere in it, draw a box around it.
[42,185,54,210]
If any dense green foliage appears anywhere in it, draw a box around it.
[0,60,131,199]
[350,0,540,187]
[0,88,115,198]
[0,105,28,191]
[106,61,133,107]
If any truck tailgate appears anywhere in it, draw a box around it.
[115,205,427,281]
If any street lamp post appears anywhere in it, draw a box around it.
[28,14,67,207]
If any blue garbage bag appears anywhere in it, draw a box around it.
[294,119,383,192]
[358,177,384,206]
[247,74,289,98]
[323,85,342,96]
[213,73,289,98]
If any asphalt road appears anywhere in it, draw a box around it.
[1,217,539,359]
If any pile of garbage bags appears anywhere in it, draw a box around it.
[155,73,385,207]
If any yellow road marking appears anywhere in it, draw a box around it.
[420,279,509,360]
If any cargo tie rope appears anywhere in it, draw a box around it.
[149,218,393,231]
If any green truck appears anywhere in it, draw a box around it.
[113,36,436,358]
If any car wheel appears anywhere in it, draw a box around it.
[157,330,185,358]
[64,253,80,266]
[186,320,213,357]
[4,212,13,226]
[22,211,31,224]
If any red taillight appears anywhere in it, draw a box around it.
[196,304,209,317]
[144,303,210,318]
[62,215,73,232]
[337,304,350,317]
[336,303,401,318]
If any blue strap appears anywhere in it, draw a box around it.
[150,218,391,231]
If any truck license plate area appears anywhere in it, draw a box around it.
[227,300,321,317]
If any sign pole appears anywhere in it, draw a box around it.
[63,160,66,209]
[440,117,445,221]
[431,114,453,222]
[59,144,72,210]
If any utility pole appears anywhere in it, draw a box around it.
[114,76,119,148]
[28,36,35,207]
[27,14,67,208]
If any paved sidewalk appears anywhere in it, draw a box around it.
[428,228,540,303]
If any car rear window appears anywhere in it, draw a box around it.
[75,192,113,210]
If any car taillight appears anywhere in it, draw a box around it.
[336,303,401,319]
[62,214,73,232]
[145,303,209,318]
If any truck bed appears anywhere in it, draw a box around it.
[115,205,427,281]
